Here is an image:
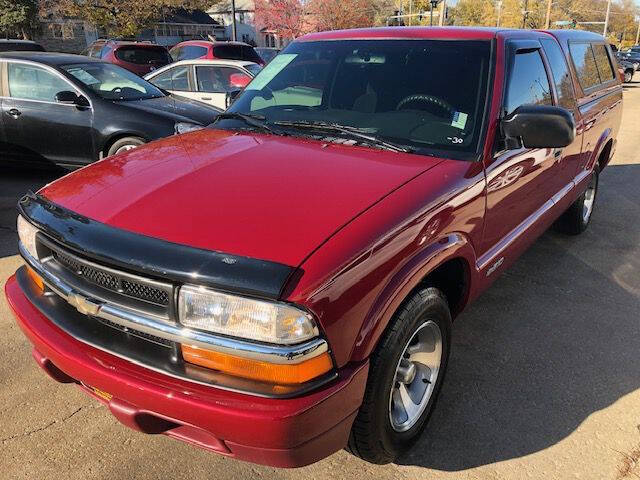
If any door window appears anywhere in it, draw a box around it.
[540,38,576,110]
[195,66,242,93]
[8,63,73,102]
[149,66,190,91]
[592,43,615,82]
[504,50,552,117]
[569,43,601,90]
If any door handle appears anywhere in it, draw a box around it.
[554,149,562,158]
[201,97,212,101]
[7,108,21,118]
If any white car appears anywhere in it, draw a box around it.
[144,59,261,110]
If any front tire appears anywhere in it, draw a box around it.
[624,70,633,83]
[106,136,146,157]
[554,168,599,235]
[347,287,452,464]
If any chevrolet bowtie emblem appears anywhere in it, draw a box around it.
[67,292,101,316]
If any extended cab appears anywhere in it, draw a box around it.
[5,28,621,467]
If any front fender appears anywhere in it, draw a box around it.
[349,233,476,363]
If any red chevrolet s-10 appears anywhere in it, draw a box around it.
[5,26,621,467]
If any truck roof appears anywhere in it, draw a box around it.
[541,29,608,42]
[298,26,606,43]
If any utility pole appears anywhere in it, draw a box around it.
[439,0,446,26]
[603,0,611,37]
[409,0,413,26]
[231,0,237,41]
[429,0,440,26]
[544,0,552,29]
[522,0,529,28]
[496,0,503,27]
[635,19,640,45]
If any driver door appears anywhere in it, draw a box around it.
[1,61,94,166]
[479,41,568,276]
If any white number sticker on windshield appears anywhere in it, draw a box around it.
[245,54,298,91]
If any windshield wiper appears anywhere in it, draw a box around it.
[273,120,413,153]
[215,112,286,136]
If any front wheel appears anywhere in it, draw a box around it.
[624,70,633,83]
[554,169,599,235]
[347,287,452,464]
[106,136,146,157]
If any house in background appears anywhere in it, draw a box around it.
[33,9,224,54]
[260,27,288,48]
[207,0,257,45]
[143,9,225,47]
[207,0,291,47]
[35,17,99,53]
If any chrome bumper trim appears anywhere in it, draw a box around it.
[20,243,328,365]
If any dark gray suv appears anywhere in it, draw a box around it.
[0,40,45,52]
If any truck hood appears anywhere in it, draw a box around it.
[39,129,443,267]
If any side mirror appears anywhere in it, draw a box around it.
[55,91,90,108]
[502,105,575,149]
[55,91,79,104]
[229,73,251,89]
[225,89,242,109]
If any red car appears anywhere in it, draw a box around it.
[7,27,621,467]
[83,39,173,76]
[169,40,265,65]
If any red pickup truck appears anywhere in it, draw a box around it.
[6,27,621,467]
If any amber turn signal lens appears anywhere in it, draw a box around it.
[181,345,333,385]
[26,266,44,292]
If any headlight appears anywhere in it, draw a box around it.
[174,122,203,135]
[17,215,38,260]
[178,285,318,344]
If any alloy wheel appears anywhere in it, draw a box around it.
[389,320,443,432]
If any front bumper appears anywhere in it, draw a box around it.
[5,273,368,467]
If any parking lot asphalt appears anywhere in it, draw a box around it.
[1,82,640,480]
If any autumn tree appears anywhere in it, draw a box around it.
[305,0,381,32]
[42,0,217,37]
[254,0,307,40]
[0,0,38,39]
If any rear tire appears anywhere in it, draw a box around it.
[624,70,633,83]
[554,169,599,235]
[347,287,452,464]
[106,136,145,157]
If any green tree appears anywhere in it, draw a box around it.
[0,0,38,39]
[450,0,492,26]
[43,0,218,37]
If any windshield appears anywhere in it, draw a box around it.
[226,40,491,158]
[62,62,165,101]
